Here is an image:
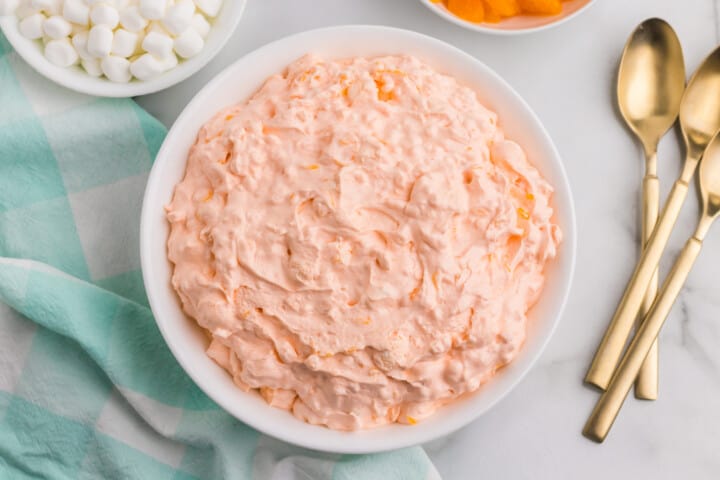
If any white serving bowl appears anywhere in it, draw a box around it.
[420,0,595,34]
[0,1,245,97]
[140,25,576,453]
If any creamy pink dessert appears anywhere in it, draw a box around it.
[166,54,561,430]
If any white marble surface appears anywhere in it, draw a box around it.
[136,1,720,478]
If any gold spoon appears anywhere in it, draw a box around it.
[585,44,720,391]
[583,127,720,442]
[614,18,685,400]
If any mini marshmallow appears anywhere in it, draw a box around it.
[101,54,131,82]
[139,0,166,20]
[71,30,93,59]
[0,0,20,16]
[119,5,147,32]
[141,30,172,58]
[31,0,59,15]
[159,51,177,70]
[129,53,163,80]
[42,15,71,38]
[173,28,202,58]
[162,0,194,35]
[87,24,113,57]
[193,0,219,17]
[61,0,88,25]
[90,4,118,28]
[44,38,78,66]
[81,57,102,76]
[189,12,210,37]
[19,12,45,39]
[111,28,138,57]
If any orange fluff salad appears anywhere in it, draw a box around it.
[439,0,573,23]
[166,54,562,430]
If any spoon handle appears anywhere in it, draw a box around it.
[585,179,689,390]
[635,174,659,400]
[583,235,703,442]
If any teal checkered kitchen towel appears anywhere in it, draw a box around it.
[0,33,441,480]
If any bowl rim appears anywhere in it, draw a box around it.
[418,0,596,35]
[140,24,577,453]
[0,0,246,98]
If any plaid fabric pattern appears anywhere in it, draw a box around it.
[0,33,440,480]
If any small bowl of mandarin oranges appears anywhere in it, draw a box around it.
[421,0,594,34]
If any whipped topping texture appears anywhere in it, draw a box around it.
[166,54,562,430]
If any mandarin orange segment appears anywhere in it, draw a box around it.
[446,0,485,23]
[517,0,562,15]
[482,0,519,22]
[484,10,500,22]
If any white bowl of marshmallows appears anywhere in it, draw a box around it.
[0,0,246,97]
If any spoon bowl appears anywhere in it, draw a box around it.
[699,131,720,218]
[680,46,720,161]
[617,18,685,153]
